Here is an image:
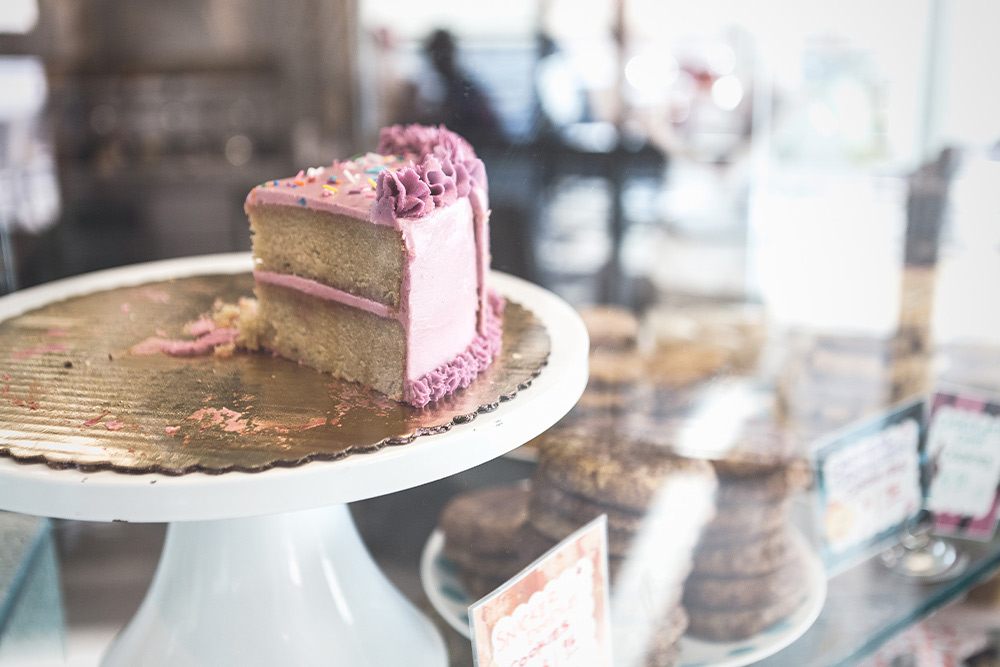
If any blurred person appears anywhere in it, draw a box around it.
[423,29,504,144]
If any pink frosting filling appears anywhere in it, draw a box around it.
[253,270,395,321]
[404,290,505,407]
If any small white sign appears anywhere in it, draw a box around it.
[470,516,612,667]
[813,400,925,573]
[925,390,1000,541]
[820,418,922,553]
[926,406,1000,518]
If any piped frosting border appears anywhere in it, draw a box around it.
[405,290,505,407]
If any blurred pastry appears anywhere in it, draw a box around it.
[684,452,810,642]
[577,304,641,354]
[438,482,531,600]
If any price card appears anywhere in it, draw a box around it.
[813,400,925,574]
[925,389,1000,541]
[469,516,612,667]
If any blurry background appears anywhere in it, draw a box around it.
[0,0,996,341]
[2,3,1000,665]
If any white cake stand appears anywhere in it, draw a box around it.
[0,254,590,667]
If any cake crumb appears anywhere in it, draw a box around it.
[214,342,236,358]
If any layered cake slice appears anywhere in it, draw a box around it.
[244,125,502,407]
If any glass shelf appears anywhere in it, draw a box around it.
[0,512,65,667]
[757,506,1000,666]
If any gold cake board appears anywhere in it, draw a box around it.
[0,262,550,476]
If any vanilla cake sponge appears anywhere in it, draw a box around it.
[245,125,502,407]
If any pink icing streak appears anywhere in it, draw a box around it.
[253,270,395,320]
[11,343,68,360]
[82,411,110,427]
[159,328,238,356]
[188,407,247,433]
[131,328,239,357]
[404,290,504,407]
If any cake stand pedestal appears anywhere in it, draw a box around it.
[0,255,590,666]
[104,505,441,667]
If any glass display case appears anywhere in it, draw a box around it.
[0,513,64,667]
[0,1,998,665]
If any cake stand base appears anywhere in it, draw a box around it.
[101,504,446,667]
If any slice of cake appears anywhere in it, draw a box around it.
[244,124,502,407]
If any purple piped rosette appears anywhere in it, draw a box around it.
[405,290,505,407]
[372,125,487,223]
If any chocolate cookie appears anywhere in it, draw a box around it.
[646,342,731,388]
[439,482,529,558]
[443,546,523,580]
[527,495,637,557]
[577,350,648,413]
[608,557,694,622]
[707,424,803,478]
[530,474,645,534]
[460,570,510,601]
[693,528,794,578]
[698,499,791,547]
[536,431,717,514]
[683,553,806,610]
[714,465,811,506]
[684,584,805,641]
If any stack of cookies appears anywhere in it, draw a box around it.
[574,305,647,416]
[528,427,718,667]
[640,304,766,376]
[639,303,766,423]
[683,454,812,641]
[775,331,924,444]
[438,482,533,601]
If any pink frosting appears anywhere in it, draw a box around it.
[397,197,480,381]
[405,290,504,407]
[376,124,486,199]
[244,124,488,230]
[131,327,239,357]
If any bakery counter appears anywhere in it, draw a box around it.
[350,452,1000,667]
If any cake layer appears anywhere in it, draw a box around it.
[247,203,405,308]
[256,282,407,400]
